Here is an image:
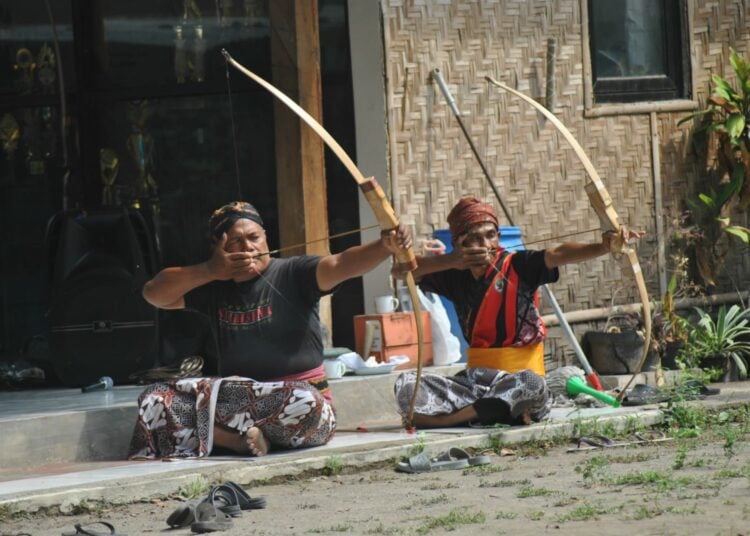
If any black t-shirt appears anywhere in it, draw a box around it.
[419,249,559,345]
[184,256,326,380]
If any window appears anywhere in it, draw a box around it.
[588,0,690,103]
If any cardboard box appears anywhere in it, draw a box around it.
[353,312,433,370]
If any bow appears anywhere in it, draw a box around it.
[222,50,426,427]
[486,77,651,400]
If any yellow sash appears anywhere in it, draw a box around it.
[467,343,545,376]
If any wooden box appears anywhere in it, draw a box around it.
[353,312,433,370]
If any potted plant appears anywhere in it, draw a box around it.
[677,304,750,381]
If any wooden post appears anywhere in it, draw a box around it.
[269,0,332,342]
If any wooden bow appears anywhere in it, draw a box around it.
[486,77,651,400]
[222,50,426,427]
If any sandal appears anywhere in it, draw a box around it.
[190,502,234,533]
[223,480,267,510]
[166,500,200,528]
[61,521,126,536]
[395,451,470,474]
[433,447,491,467]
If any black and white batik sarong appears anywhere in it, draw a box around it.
[394,367,551,424]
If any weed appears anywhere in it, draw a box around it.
[178,476,209,500]
[323,455,344,476]
[526,510,544,520]
[415,509,485,534]
[407,432,428,458]
[556,502,621,522]
[516,486,558,498]
[673,444,688,469]
[718,424,740,458]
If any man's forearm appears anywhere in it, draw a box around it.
[544,242,608,269]
[411,253,460,280]
[142,263,214,308]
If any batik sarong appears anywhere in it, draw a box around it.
[394,367,551,423]
[128,376,336,459]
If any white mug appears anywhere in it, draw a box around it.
[375,295,400,314]
[324,358,346,379]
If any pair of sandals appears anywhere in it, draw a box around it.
[396,447,491,473]
[166,481,266,533]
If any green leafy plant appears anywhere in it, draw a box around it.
[679,304,750,380]
[679,48,750,284]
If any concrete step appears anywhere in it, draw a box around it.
[0,365,464,470]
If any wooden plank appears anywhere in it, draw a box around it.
[270,0,328,258]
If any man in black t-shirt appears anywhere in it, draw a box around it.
[129,201,411,459]
[393,197,643,429]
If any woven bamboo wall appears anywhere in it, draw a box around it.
[379,0,750,365]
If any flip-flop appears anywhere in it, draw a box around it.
[621,384,671,406]
[223,480,267,510]
[166,500,200,528]
[190,502,234,533]
[433,447,491,467]
[207,484,242,518]
[61,521,126,536]
[395,451,470,473]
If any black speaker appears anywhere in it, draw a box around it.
[46,208,159,386]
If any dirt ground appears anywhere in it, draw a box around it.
[5,433,750,536]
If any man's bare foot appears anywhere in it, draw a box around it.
[244,426,270,456]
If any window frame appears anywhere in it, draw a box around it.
[581,0,698,117]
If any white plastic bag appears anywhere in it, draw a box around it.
[417,288,461,366]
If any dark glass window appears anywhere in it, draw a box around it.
[589,0,690,103]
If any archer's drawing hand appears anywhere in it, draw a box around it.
[206,233,255,280]
[451,244,495,270]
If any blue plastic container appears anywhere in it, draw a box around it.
[431,226,525,362]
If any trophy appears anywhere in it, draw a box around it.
[174,25,188,83]
[125,101,158,205]
[13,48,36,94]
[0,113,20,159]
[100,148,119,205]
[37,43,56,93]
[193,25,206,82]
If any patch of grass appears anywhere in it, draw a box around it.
[575,454,610,483]
[606,452,655,464]
[420,481,458,491]
[516,486,558,498]
[401,493,449,510]
[323,455,344,476]
[177,476,209,500]
[526,510,544,520]
[556,502,621,522]
[714,468,744,479]
[407,432,428,458]
[307,523,353,533]
[718,424,741,458]
[463,463,508,476]
[415,509,486,534]
[552,495,577,507]
[495,511,518,519]
[365,524,404,534]
[478,478,531,488]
